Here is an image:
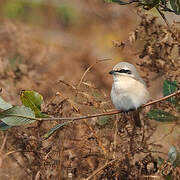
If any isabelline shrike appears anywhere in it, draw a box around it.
[109,62,150,127]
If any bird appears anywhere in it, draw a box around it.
[109,62,150,127]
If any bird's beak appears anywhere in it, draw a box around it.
[109,70,115,75]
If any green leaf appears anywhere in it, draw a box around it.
[98,116,109,125]
[0,122,12,130]
[0,106,36,126]
[39,112,49,118]
[170,0,180,15]
[147,109,177,122]
[43,121,70,140]
[0,96,13,110]
[168,145,180,167]
[163,80,178,104]
[104,0,131,5]
[20,90,43,117]
[142,0,160,6]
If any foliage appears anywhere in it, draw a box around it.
[170,0,180,14]
[43,121,72,140]
[0,90,51,131]
[0,92,37,129]
[0,106,35,126]
[148,80,179,122]
[20,90,48,117]
[0,122,12,130]
[0,97,13,110]
[147,109,177,122]
[1,0,79,26]
[104,0,180,15]
[163,80,178,105]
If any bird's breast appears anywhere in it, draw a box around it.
[111,76,149,110]
[113,76,138,93]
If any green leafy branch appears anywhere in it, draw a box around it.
[104,0,180,15]
[148,80,180,122]
[104,0,180,27]
[0,90,44,131]
[0,83,179,139]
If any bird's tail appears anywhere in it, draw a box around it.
[132,110,141,128]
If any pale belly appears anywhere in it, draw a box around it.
[110,77,149,111]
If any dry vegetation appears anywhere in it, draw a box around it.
[0,1,180,180]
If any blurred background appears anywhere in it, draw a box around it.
[0,0,142,104]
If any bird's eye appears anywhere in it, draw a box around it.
[116,69,132,74]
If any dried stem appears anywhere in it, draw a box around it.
[141,90,180,107]
[156,7,170,29]
[84,159,117,180]
[113,114,118,159]
[85,151,132,180]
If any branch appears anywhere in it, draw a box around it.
[36,90,180,122]
[142,89,180,107]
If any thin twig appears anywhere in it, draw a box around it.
[113,114,118,159]
[142,90,180,107]
[77,62,97,89]
[0,132,8,167]
[0,132,7,153]
[57,80,76,90]
[36,89,180,122]
[156,7,170,28]
[77,58,112,89]
[37,110,121,121]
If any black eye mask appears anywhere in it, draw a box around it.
[116,69,132,74]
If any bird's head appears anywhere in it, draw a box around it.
[109,62,145,85]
